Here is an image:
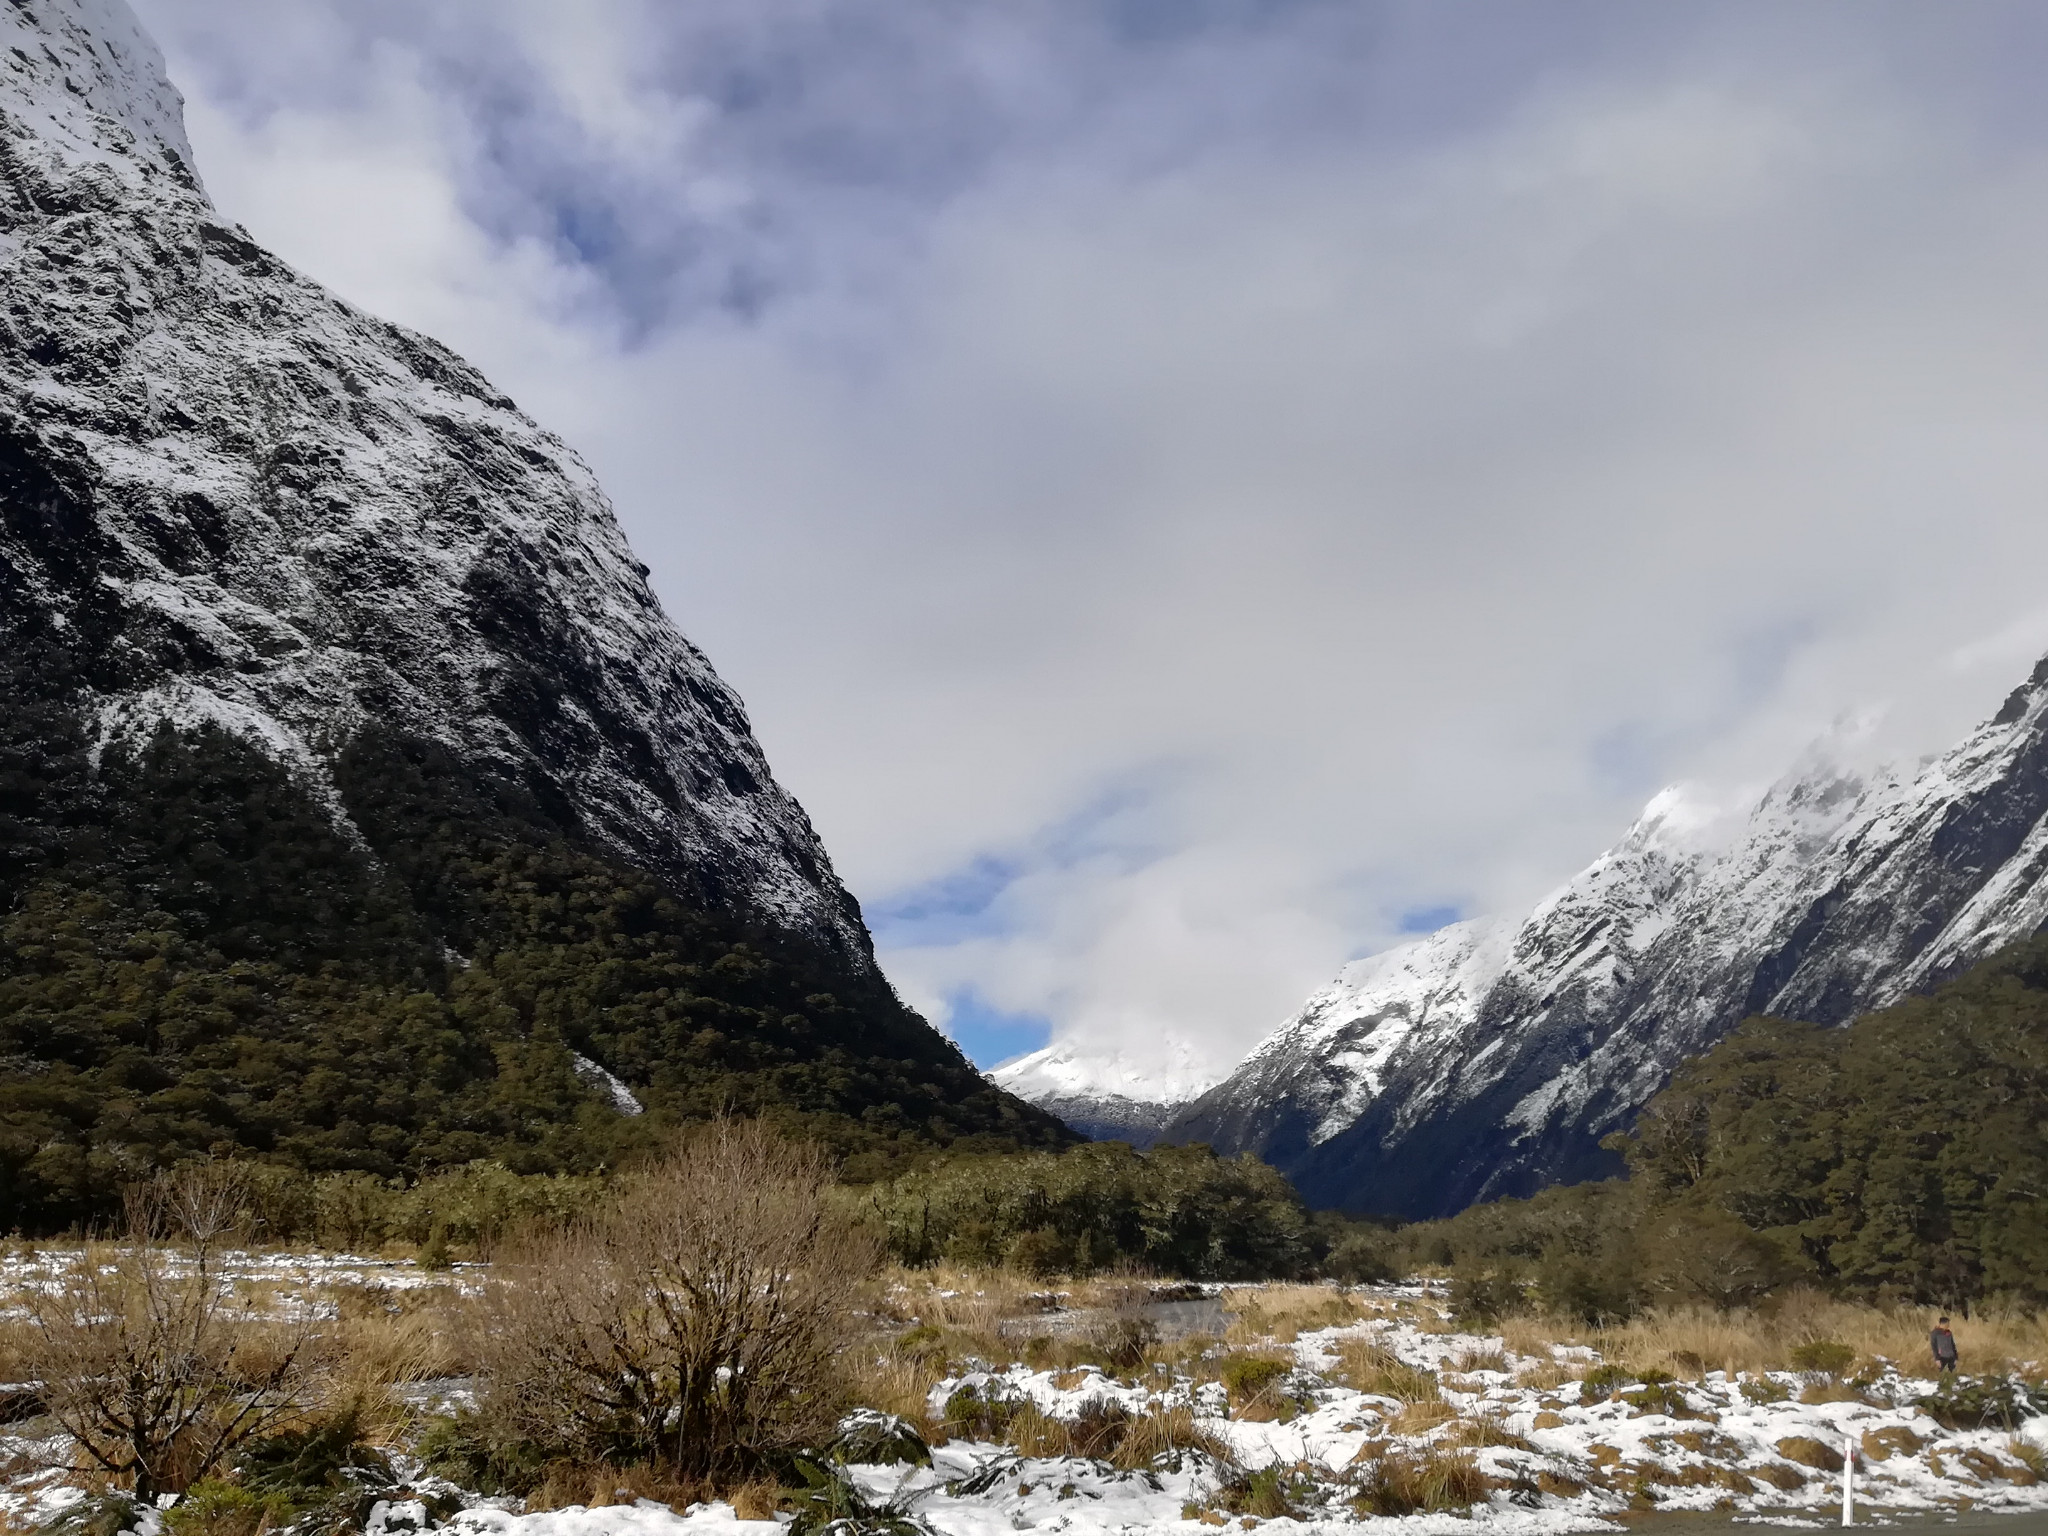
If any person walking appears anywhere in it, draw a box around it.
[1930,1316,1959,1377]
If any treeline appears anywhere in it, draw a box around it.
[39,1139,1325,1283]
[0,716,1068,1234]
[1337,934,2048,1315]
[863,1141,1319,1280]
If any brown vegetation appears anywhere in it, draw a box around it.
[12,1166,329,1501]
[472,1119,882,1482]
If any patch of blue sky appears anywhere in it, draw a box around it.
[867,853,1024,948]
[940,988,1052,1069]
[1398,903,1461,934]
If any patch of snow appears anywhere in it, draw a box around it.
[571,1054,644,1117]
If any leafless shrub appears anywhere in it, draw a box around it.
[14,1164,327,1501]
[477,1120,883,1481]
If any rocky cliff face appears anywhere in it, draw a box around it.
[0,0,1067,1227]
[1161,659,2048,1219]
[0,0,864,954]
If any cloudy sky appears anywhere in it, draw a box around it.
[130,0,2048,1081]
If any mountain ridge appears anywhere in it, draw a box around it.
[0,0,1068,1230]
[1146,656,2048,1216]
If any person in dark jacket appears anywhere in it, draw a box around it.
[1931,1316,1959,1376]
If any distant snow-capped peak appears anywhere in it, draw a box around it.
[990,1037,1223,1107]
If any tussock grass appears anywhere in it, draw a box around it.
[1106,1405,1232,1471]
[843,1351,949,1444]
[1388,1399,1460,1435]
[522,1460,714,1514]
[1223,1284,1362,1344]
[1444,1412,1531,1450]
[1503,1293,2048,1379]
[1451,1347,1509,1374]
[1330,1340,1440,1403]
[1346,1445,1488,1516]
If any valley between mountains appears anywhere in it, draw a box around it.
[5,4,2048,1535]
[1002,654,2048,1219]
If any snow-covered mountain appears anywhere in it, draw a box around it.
[1158,656,2048,1218]
[989,1039,1222,1146]
[0,0,868,960]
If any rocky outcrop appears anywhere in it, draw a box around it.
[0,0,865,957]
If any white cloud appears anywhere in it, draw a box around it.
[134,0,2048,1076]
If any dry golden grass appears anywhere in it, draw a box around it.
[843,1348,950,1444]
[1444,1412,1532,1451]
[1223,1284,1363,1345]
[1002,1402,1078,1459]
[523,1460,712,1513]
[1106,1405,1232,1470]
[1496,1293,2048,1379]
[885,1265,1046,1327]
[1451,1348,1509,1374]
[1387,1399,1459,1435]
[729,1481,783,1519]
[1330,1340,1441,1403]
[0,1316,35,1385]
[1515,1359,1579,1390]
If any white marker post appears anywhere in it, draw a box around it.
[1842,1433,1856,1527]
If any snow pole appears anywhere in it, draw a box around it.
[1842,1433,1855,1526]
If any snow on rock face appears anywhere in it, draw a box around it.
[989,1039,1222,1146]
[1172,659,2048,1217]
[0,0,869,957]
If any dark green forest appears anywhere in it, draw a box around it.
[1349,935,2048,1313]
[0,674,1069,1232]
[865,1140,1318,1280]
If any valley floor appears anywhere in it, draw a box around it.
[4,1253,2046,1536]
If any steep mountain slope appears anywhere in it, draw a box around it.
[0,0,1067,1229]
[1164,658,2048,1218]
[989,1039,1222,1146]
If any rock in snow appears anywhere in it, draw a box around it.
[0,0,870,962]
[1158,657,2048,1216]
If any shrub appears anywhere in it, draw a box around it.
[1219,1355,1291,1404]
[1739,1374,1791,1405]
[829,1410,932,1467]
[475,1120,882,1481]
[162,1482,290,1536]
[1007,1228,1073,1279]
[942,1382,1024,1441]
[865,1142,1314,1279]
[1789,1340,1856,1379]
[1323,1232,1395,1285]
[234,1404,393,1508]
[1621,1380,1691,1418]
[1579,1364,1633,1404]
[1213,1465,1315,1520]
[15,1165,327,1500]
[1348,1447,1487,1515]
[415,1411,550,1497]
[1081,1311,1159,1373]
[1917,1377,2048,1430]
[1450,1271,1523,1326]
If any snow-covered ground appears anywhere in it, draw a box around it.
[7,1275,2046,1536]
[0,1246,480,1322]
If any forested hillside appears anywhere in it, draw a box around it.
[1365,933,2048,1313]
[0,711,1068,1232]
[0,0,1068,1236]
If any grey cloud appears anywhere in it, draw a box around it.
[130,0,2048,1074]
